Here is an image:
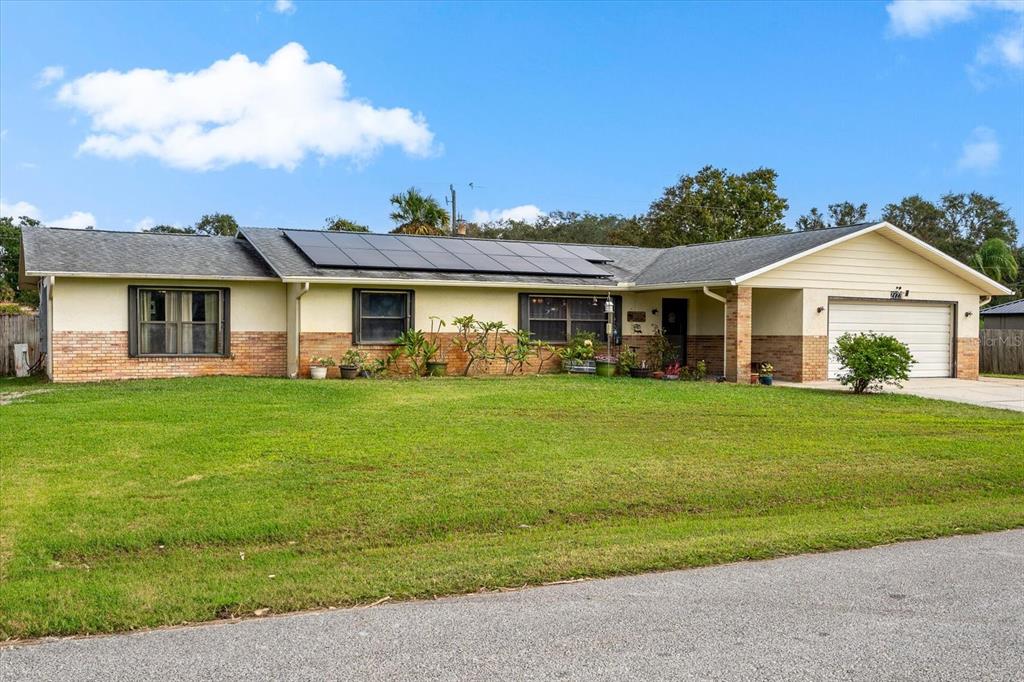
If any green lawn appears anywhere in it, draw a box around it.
[2,375,1022,639]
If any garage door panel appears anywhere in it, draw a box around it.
[828,301,952,379]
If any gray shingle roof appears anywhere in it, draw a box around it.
[20,226,277,279]
[980,299,1024,316]
[21,222,880,288]
[633,224,872,285]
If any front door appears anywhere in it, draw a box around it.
[661,298,688,365]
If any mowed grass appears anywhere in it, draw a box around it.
[1,375,1022,639]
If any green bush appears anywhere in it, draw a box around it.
[830,332,915,394]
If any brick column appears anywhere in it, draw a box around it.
[725,286,752,382]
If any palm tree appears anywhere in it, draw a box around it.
[970,238,1019,285]
[388,188,450,236]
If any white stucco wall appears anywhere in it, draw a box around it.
[745,231,987,339]
[52,278,287,332]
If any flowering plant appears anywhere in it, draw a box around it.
[759,362,774,376]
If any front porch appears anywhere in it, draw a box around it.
[620,285,820,383]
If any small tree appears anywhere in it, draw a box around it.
[830,332,915,394]
[324,216,370,232]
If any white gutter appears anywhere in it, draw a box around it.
[279,276,632,290]
[702,286,728,380]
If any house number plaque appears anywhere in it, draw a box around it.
[627,311,646,322]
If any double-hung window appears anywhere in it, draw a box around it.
[129,287,229,356]
[353,289,414,344]
[519,294,621,343]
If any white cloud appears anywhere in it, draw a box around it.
[133,217,156,231]
[56,42,436,171]
[472,205,545,224]
[35,65,65,88]
[273,0,296,14]
[957,126,1001,171]
[886,1,977,37]
[0,200,95,228]
[49,211,97,229]
[977,24,1024,68]
[0,200,42,220]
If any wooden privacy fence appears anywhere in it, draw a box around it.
[1,313,39,376]
[980,329,1024,375]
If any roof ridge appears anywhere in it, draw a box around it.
[675,222,875,249]
[25,225,236,239]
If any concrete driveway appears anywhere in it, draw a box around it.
[3,530,1022,681]
[780,377,1024,412]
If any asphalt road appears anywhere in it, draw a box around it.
[3,530,1022,681]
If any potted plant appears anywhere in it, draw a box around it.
[309,355,334,380]
[560,333,597,374]
[340,349,366,380]
[663,361,681,380]
[423,316,449,377]
[758,362,774,385]
[595,353,617,377]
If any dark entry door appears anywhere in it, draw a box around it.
[661,298,688,365]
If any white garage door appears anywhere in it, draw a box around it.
[827,300,953,379]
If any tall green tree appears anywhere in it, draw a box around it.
[324,216,370,232]
[970,238,1019,285]
[466,211,643,245]
[795,202,869,231]
[0,215,42,306]
[193,213,239,236]
[883,192,1018,265]
[388,188,449,236]
[145,213,239,236]
[639,166,789,247]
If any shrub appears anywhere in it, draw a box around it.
[830,332,915,394]
[646,329,676,370]
[0,302,23,315]
[340,349,366,369]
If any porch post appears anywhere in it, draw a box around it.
[286,282,309,379]
[724,286,752,383]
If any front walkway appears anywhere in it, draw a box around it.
[3,531,1022,681]
[779,377,1024,412]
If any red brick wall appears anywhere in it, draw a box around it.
[956,336,979,380]
[750,335,829,382]
[299,332,567,377]
[51,330,287,383]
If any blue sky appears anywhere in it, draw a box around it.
[1,0,1022,236]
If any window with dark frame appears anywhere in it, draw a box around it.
[525,295,615,343]
[131,288,227,356]
[354,289,413,344]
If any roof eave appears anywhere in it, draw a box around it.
[24,271,281,282]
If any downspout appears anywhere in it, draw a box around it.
[702,286,727,380]
[288,282,310,378]
[980,296,991,307]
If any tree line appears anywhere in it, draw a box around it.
[2,165,1020,308]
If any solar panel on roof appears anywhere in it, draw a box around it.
[362,234,410,251]
[532,243,577,259]
[383,251,435,269]
[560,258,612,276]
[420,251,471,270]
[396,235,447,251]
[561,244,612,262]
[300,245,356,267]
[324,232,372,249]
[435,239,482,255]
[345,249,398,268]
[282,229,611,276]
[501,242,546,257]
[492,255,545,273]
[457,253,510,272]
[468,240,515,256]
[288,231,333,247]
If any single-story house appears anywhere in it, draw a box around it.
[19,221,1011,383]
[979,298,1024,330]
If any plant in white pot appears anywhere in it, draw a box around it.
[309,355,335,379]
